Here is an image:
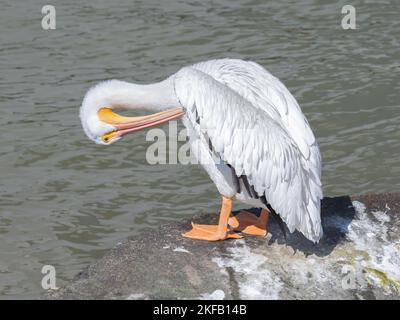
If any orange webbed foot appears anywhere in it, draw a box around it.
[228,209,269,237]
[182,223,242,241]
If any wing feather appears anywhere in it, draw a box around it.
[174,63,323,242]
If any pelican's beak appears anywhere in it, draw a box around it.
[98,107,185,143]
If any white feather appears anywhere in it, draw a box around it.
[173,59,323,242]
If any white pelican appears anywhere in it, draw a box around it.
[80,59,323,242]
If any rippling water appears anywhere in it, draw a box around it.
[0,0,399,298]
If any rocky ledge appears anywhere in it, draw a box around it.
[50,193,400,300]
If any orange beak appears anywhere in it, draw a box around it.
[98,107,185,143]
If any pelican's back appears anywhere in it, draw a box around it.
[174,59,323,242]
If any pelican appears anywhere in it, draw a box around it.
[80,59,323,242]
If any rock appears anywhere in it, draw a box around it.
[49,193,400,300]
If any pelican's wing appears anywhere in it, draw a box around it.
[174,67,323,242]
[192,59,321,163]
[193,59,323,237]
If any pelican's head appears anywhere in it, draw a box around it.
[79,79,184,145]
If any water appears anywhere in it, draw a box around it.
[0,0,399,298]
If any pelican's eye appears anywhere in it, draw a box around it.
[102,131,118,143]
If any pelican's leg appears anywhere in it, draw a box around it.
[228,208,269,237]
[182,197,242,241]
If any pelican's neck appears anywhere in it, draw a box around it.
[86,76,180,112]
